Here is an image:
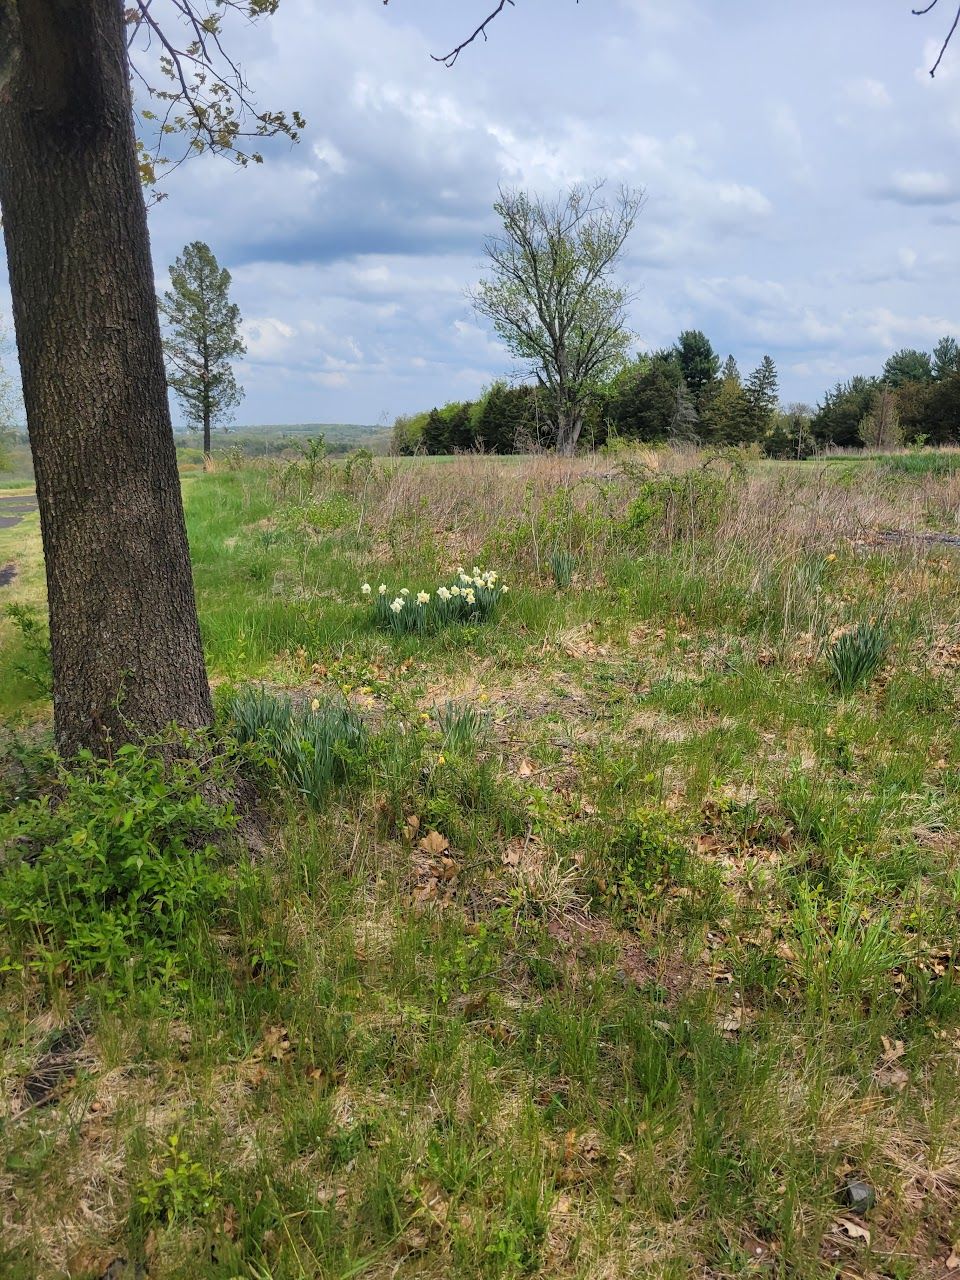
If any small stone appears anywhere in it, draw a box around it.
[842,1180,876,1215]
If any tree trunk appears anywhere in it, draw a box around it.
[0,0,213,756]
[203,404,211,459]
[555,406,583,456]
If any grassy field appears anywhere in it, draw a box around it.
[1,447,960,1278]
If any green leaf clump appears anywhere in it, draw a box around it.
[0,740,237,987]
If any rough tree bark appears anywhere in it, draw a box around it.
[0,0,213,755]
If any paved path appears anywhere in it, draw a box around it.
[878,528,960,548]
[0,493,37,588]
[0,492,38,531]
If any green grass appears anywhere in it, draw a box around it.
[2,450,960,1277]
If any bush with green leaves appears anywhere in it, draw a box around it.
[136,1134,221,1227]
[362,566,508,635]
[0,740,236,985]
[827,619,890,694]
[624,469,727,546]
[225,685,366,802]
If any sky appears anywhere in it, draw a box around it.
[4,0,960,429]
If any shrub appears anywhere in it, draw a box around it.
[363,566,508,635]
[0,740,236,985]
[136,1134,221,1226]
[624,469,727,546]
[827,620,890,694]
[225,685,366,802]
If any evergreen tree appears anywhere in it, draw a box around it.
[444,402,474,452]
[473,382,537,453]
[721,354,741,384]
[708,368,751,444]
[160,241,245,456]
[882,348,933,388]
[673,330,720,407]
[932,335,960,380]
[811,377,878,448]
[607,352,682,441]
[421,409,451,455]
[744,355,779,441]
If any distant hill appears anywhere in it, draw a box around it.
[173,421,392,456]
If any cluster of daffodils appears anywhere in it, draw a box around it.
[361,566,508,635]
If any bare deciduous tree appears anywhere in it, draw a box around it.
[472,182,642,456]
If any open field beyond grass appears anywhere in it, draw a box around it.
[1,448,960,1278]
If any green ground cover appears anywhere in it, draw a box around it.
[1,447,959,1278]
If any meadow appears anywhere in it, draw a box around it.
[1,445,959,1278]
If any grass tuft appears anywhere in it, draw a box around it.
[827,618,890,693]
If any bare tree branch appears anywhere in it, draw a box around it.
[383,1,581,67]
[430,0,514,68]
[913,0,960,75]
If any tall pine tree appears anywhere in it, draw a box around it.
[744,355,779,443]
[674,330,720,407]
[160,242,246,457]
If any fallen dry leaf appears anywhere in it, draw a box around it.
[260,1025,293,1061]
[502,837,525,867]
[880,1036,906,1063]
[946,1248,960,1271]
[875,1062,909,1092]
[418,830,449,856]
[834,1217,871,1244]
[717,1007,743,1034]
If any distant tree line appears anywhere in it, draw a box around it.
[394,330,960,457]
[811,338,960,450]
[392,330,787,456]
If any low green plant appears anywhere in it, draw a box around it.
[548,547,576,589]
[0,738,236,984]
[226,685,366,802]
[593,807,690,909]
[136,1134,221,1226]
[624,469,727,547]
[827,619,890,693]
[435,700,490,752]
[3,603,52,697]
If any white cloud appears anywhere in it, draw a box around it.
[85,0,960,423]
[844,77,892,108]
[881,169,960,204]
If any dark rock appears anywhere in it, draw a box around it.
[842,1179,876,1215]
